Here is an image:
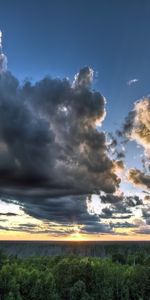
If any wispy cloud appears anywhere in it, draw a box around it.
[127,78,139,86]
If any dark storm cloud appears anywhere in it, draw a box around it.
[0,193,114,234]
[0,68,120,199]
[0,195,113,234]
[1,192,141,235]
[0,67,122,230]
[81,223,112,234]
[21,195,113,233]
[21,195,93,224]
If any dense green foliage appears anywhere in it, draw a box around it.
[0,248,150,300]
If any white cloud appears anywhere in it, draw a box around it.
[127,78,139,86]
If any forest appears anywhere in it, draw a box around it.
[0,244,150,300]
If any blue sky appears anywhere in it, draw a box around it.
[1,0,150,128]
[0,0,149,239]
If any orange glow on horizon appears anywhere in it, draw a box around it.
[0,230,150,242]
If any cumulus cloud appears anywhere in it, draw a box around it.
[128,169,150,190]
[0,33,147,236]
[0,53,7,74]
[0,68,120,198]
[119,97,150,192]
[0,66,123,231]
[0,31,7,74]
[122,97,150,157]
[72,66,94,88]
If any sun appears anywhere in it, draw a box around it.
[69,225,83,241]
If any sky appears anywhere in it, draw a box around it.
[0,0,150,240]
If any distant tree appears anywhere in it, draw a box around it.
[112,253,126,264]
[70,280,90,300]
[0,250,7,269]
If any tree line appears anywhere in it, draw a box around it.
[0,248,150,299]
